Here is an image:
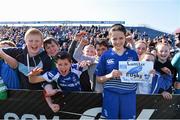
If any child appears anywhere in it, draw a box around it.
[95,39,109,58]
[0,40,20,89]
[0,28,51,90]
[137,52,172,100]
[73,35,96,91]
[73,39,96,63]
[95,24,138,119]
[28,51,86,112]
[43,37,60,68]
[73,37,108,92]
[135,40,147,59]
[93,40,109,92]
[154,42,175,93]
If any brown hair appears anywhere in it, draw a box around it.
[43,37,59,49]
[54,51,72,63]
[109,24,126,37]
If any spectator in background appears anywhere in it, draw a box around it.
[73,33,96,90]
[68,31,92,91]
[93,39,109,92]
[172,52,180,94]
[60,42,68,52]
[174,29,180,51]
[135,41,147,59]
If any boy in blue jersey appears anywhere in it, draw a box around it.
[28,51,88,112]
[95,24,138,119]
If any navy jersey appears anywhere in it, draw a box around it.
[95,48,138,93]
[42,64,83,91]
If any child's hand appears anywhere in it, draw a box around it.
[126,35,134,44]
[28,67,43,76]
[149,69,156,76]
[161,91,172,100]
[109,69,122,79]
[74,33,83,42]
[49,103,60,112]
[79,60,92,67]
[80,38,89,46]
[161,67,171,75]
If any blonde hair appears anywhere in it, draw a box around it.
[135,40,147,48]
[24,28,43,41]
[83,44,95,50]
[155,42,170,51]
[140,52,155,61]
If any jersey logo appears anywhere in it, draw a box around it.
[47,72,55,79]
[106,59,114,65]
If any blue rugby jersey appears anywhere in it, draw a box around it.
[95,48,138,94]
[42,64,83,91]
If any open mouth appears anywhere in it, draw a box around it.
[31,46,38,51]
[161,55,167,58]
[61,70,68,76]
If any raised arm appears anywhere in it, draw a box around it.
[0,49,18,69]
[73,40,85,62]
[68,33,83,62]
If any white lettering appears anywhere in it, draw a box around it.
[137,109,156,119]
[21,114,37,120]
[4,113,19,120]
[4,113,59,120]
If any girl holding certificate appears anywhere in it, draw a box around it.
[95,24,138,119]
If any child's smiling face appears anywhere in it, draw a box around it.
[157,45,170,62]
[25,34,43,57]
[56,58,71,76]
[45,41,59,57]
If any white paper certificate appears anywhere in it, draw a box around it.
[119,61,154,83]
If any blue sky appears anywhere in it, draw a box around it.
[0,0,179,33]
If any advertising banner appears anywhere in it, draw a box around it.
[1,90,180,119]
